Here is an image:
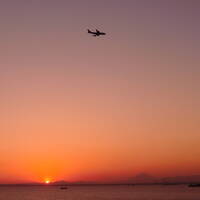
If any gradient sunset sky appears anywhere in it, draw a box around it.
[0,0,200,183]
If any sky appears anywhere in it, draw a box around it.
[0,0,200,184]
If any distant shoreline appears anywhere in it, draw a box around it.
[0,183,188,187]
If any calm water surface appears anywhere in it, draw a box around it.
[0,185,200,200]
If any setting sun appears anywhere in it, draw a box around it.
[45,180,50,184]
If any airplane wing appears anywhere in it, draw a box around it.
[96,29,100,33]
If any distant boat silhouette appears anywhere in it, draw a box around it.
[188,184,200,187]
[60,186,68,189]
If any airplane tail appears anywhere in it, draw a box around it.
[87,29,92,33]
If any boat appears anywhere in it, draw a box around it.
[188,184,200,187]
[60,186,68,189]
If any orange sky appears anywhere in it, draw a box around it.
[0,0,200,183]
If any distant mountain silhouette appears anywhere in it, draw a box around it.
[123,173,200,184]
[162,175,200,184]
[126,173,159,184]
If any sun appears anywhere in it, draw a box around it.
[44,179,51,184]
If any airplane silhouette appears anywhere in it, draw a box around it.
[87,29,106,37]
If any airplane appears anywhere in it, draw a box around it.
[87,29,106,37]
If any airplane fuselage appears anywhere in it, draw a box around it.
[88,29,106,37]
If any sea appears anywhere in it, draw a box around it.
[0,185,200,200]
